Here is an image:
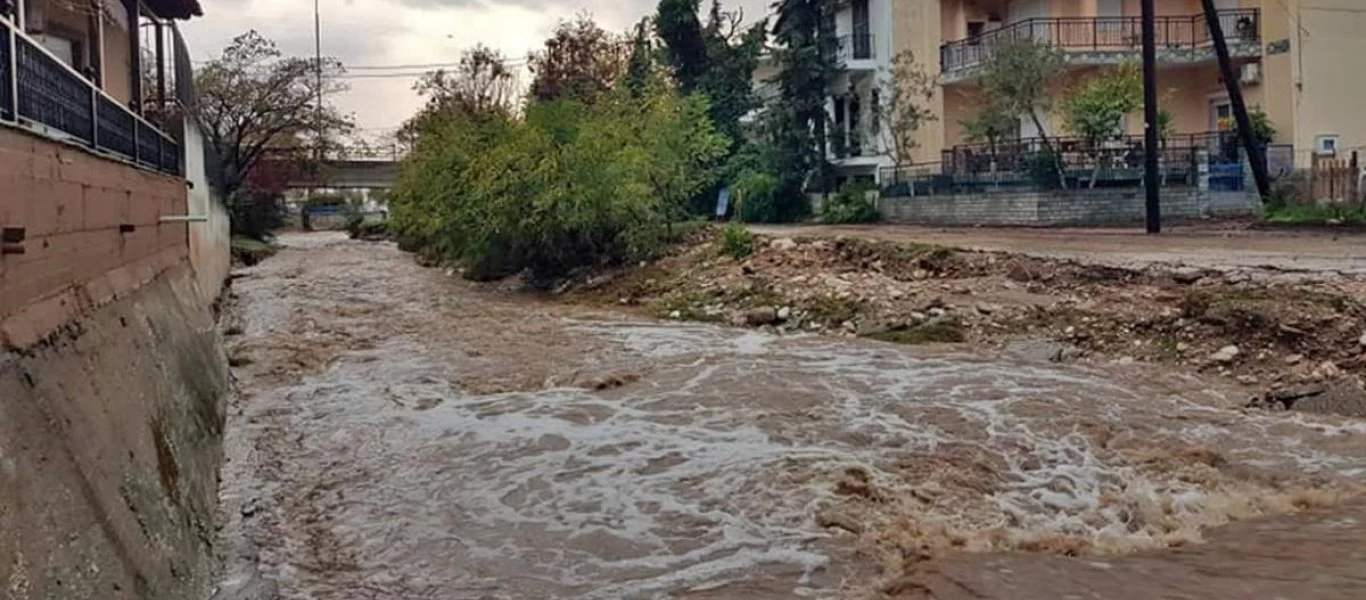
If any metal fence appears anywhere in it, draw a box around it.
[0,18,180,176]
[941,9,1260,73]
[881,132,1261,196]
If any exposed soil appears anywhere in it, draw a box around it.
[568,228,1366,420]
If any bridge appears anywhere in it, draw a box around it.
[271,147,405,190]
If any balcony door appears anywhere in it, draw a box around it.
[1009,0,1050,41]
[851,0,871,59]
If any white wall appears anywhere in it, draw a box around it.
[182,117,231,303]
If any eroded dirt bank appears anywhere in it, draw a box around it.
[218,233,1366,599]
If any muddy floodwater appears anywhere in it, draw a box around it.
[216,233,1366,599]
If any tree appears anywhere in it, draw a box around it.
[978,38,1065,186]
[193,30,353,198]
[399,45,519,146]
[1061,63,1141,188]
[655,0,766,146]
[874,50,938,176]
[769,0,841,214]
[527,14,628,104]
[961,100,1018,182]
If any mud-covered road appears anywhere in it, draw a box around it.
[215,233,1366,599]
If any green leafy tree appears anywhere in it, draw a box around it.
[961,100,1018,180]
[399,45,519,147]
[1062,63,1142,188]
[875,50,938,175]
[979,38,1066,186]
[655,0,766,146]
[769,0,841,215]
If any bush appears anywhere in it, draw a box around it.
[1026,148,1065,190]
[719,222,753,258]
[733,170,780,223]
[1263,203,1366,225]
[819,185,880,224]
[388,88,730,284]
[230,236,277,265]
[1263,170,1312,210]
[227,190,285,240]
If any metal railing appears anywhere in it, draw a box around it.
[0,17,181,176]
[838,33,875,62]
[940,9,1260,73]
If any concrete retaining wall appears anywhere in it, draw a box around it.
[0,266,228,600]
[878,188,1260,227]
[183,118,232,304]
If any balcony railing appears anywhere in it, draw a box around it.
[0,18,181,176]
[941,9,1260,74]
[838,33,875,62]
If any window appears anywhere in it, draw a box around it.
[1315,135,1340,156]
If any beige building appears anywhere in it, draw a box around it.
[819,0,1366,182]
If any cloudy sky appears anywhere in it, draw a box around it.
[182,0,770,139]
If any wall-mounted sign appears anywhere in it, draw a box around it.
[1267,39,1291,55]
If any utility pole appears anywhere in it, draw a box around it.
[1200,0,1270,199]
[314,0,324,161]
[1141,0,1161,234]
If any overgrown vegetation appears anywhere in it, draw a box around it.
[719,222,754,258]
[388,29,729,284]
[820,185,880,224]
[979,38,1066,187]
[1062,63,1141,188]
[1263,203,1366,225]
[865,318,965,345]
[230,236,278,266]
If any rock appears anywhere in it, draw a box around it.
[1293,381,1366,418]
[1210,345,1240,363]
[1327,218,1344,226]
[912,269,930,280]
[1172,268,1204,284]
[776,306,792,321]
[1312,361,1342,380]
[1359,332,1366,347]
[928,307,947,318]
[1004,340,1082,363]
[769,237,798,251]
[922,296,947,310]
[1176,341,1190,352]
[744,307,779,326]
[975,302,1000,315]
[908,311,928,323]
[1236,374,1259,385]
[1115,356,1135,365]
[1284,353,1305,365]
[618,297,631,305]
[668,310,682,319]
[841,320,857,332]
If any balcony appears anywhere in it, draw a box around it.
[940,9,1260,80]
[837,33,875,65]
[0,19,181,176]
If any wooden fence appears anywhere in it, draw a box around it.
[1311,151,1361,204]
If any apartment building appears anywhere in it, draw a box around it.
[819,0,1366,182]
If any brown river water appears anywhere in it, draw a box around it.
[214,233,1366,599]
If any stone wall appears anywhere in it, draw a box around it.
[878,187,1259,227]
[0,126,190,348]
[0,266,228,600]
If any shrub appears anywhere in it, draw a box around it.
[387,87,730,284]
[227,190,285,241]
[230,236,277,265]
[734,170,781,223]
[1026,148,1065,190]
[820,185,880,224]
[1263,170,1312,210]
[719,222,753,258]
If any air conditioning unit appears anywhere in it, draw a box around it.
[1240,62,1262,86]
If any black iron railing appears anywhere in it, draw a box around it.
[941,9,1260,73]
[940,132,1233,175]
[838,33,875,61]
[0,18,180,176]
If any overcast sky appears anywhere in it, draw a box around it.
[181,0,771,139]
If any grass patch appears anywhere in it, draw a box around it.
[230,236,278,266]
[865,318,966,345]
[804,294,864,324]
[718,222,754,259]
[1262,204,1366,225]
